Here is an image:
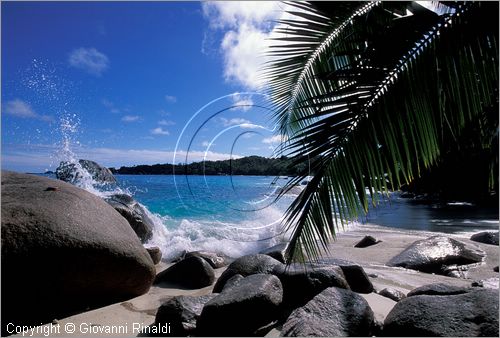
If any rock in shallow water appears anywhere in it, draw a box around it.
[1,171,155,334]
[155,256,215,289]
[470,231,499,245]
[384,289,499,336]
[387,235,485,274]
[198,274,283,336]
[56,159,116,184]
[281,287,375,337]
[146,246,162,265]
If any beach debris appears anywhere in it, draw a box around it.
[259,242,289,263]
[354,235,382,248]
[184,250,229,269]
[154,294,217,336]
[384,288,499,336]
[105,193,154,243]
[212,254,285,293]
[378,288,407,302]
[146,246,162,265]
[198,274,283,336]
[281,287,375,337]
[470,231,499,246]
[154,255,215,289]
[56,159,117,184]
[1,171,155,333]
[387,235,485,275]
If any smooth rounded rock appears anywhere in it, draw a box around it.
[154,256,215,289]
[259,242,289,263]
[378,288,406,302]
[212,254,284,293]
[146,246,162,265]
[184,250,229,269]
[354,235,381,248]
[470,231,499,245]
[281,287,375,337]
[315,258,374,293]
[56,159,117,184]
[1,171,155,334]
[407,283,471,297]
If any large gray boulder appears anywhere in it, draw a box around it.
[316,257,374,293]
[212,254,285,293]
[56,159,116,184]
[406,283,471,297]
[1,171,155,334]
[105,194,154,243]
[154,295,217,336]
[281,287,375,337]
[198,274,283,336]
[383,288,499,336]
[154,256,215,289]
[259,242,289,263]
[184,250,229,269]
[470,231,499,245]
[387,235,485,274]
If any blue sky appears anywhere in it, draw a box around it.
[2,1,291,172]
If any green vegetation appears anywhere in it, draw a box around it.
[110,156,307,176]
[265,2,498,261]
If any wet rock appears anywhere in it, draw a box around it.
[378,288,406,302]
[1,171,155,334]
[212,254,284,293]
[56,159,117,184]
[198,274,283,336]
[105,194,154,243]
[146,246,162,265]
[384,289,499,336]
[387,235,485,274]
[184,251,229,269]
[281,287,375,337]
[221,274,244,293]
[470,231,499,245]
[259,242,289,264]
[277,263,349,311]
[354,235,381,248]
[154,294,217,336]
[407,283,471,297]
[154,256,215,289]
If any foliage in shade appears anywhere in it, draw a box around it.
[264,1,499,262]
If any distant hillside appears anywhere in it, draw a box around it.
[110,156,308,176]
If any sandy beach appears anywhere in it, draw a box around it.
[16,224,498,337]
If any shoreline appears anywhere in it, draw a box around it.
[15,223,498,337]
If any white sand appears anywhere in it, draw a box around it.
[15,225,498,337]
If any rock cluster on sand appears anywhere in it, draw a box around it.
[384,286,499,336]
[259,242,289,263]
[387,235,485,275]
[56,159,117,184]
[154,256,215,289]
[1,171,155,334]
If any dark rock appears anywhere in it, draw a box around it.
[146,246,162,265]
[184,251,229,269]
[1,171,155,334]
[212,254,284,293]
[105,194,154,243]
[56,159,116,184]
[441,264,469,278]
[154,294,217,336]
[378,288,406,302]
[315,258,374,293]
[470,231,499,245]
[221,274,244,292]
[259,242,289,263]
[277,263,349,311]
[384,289,499,336]
[368,273,378,278]
[494,266,499,272]
[354,235,381,248]
[407,283,471,297]
[197,274,283,336]
[281,287,375,337]
[387,235,485,274]
[154,256,215,289]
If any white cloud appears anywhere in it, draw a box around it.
[102,99,120,114]
[220,117,251,126]
[262,134,288,144]
[202,141,211,147]
[165,95,177,103]
[158,119,176,126]
[202,2,293,90]
[68,47,109,76]
[121,115,140,122]
[231,93,254,111]
[4,99,53,122]
[151,127,170,135]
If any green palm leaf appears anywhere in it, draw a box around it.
[264,1,498,262]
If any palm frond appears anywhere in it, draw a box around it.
[265,1,498,262]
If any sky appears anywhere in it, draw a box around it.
[1,1,292,172]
